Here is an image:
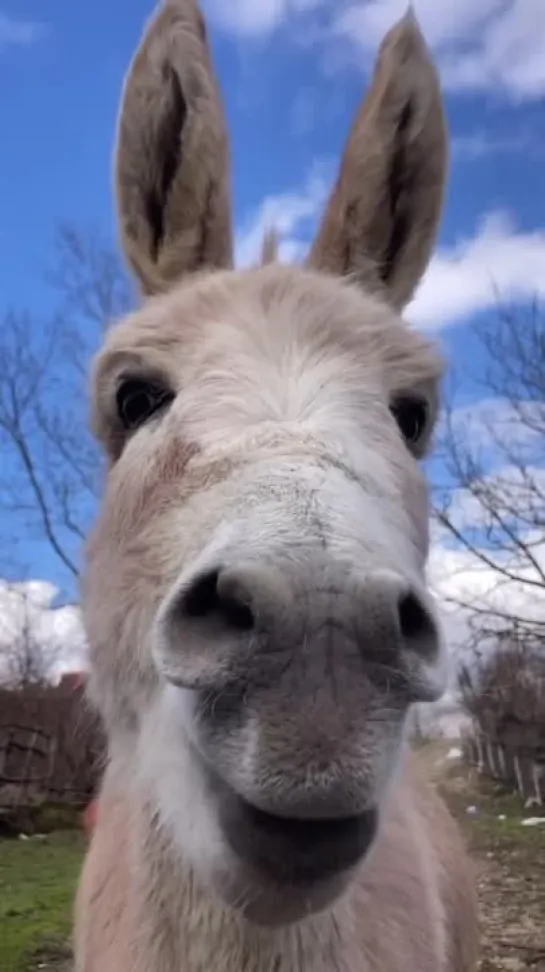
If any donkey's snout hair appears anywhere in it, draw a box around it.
[75,1,479,970]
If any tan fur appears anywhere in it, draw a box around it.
[75,2,478,970]
[260,228,280,265]
[115,0,233,294]
[308,10,448,309]
[76,753,478,972]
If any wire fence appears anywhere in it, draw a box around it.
[462,726,545,806]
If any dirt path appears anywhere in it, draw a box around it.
[420,740,545,972]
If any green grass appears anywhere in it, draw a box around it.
[0,831,84,971]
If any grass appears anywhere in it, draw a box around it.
[0,830,84,972]
[0,747,543,971]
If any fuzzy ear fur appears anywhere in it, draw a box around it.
[308,12,448,310]
[114,0,233,295]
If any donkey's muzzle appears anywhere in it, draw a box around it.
[219,787,378,885]
[155,559,442,697]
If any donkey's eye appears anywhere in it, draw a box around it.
[389,396,428,446]
[116,378,174,431]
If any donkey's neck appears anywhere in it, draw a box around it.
[129,795,360,972]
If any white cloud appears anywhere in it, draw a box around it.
[334,0,500,54]
[203,0,322,37]
[439,0,545,100]
[0,13,44,46]
[429,394,545,654]
[237,176,545,332]
[0,580,87,685]
[429,534,545,652]
[332,0,545,100]
[236,168,545,332]
[408,212,545,330]
[437,397,544,462]
[235,168,330,266]
[201,0,545,100]
[434,469,545,576]
[451,131,538,161]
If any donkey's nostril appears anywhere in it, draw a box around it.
[183,569,220,617]
[182,568,255,632]
[397,589,437,657]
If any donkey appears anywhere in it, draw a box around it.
[74,1,479,970]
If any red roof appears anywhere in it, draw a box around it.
[59,671,87,691]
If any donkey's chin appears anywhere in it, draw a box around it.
[216,861,355,927]
[213,786,379,926]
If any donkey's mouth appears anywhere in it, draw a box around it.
[219,791,378,886]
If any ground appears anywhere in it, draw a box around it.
[421,739,545,972]
[0,745,543,970]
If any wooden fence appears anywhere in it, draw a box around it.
[0,681,104,831]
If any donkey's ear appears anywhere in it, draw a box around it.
[114,0,233,295]
[308,13,447,310]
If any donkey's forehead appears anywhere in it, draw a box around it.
[99,263,442,387]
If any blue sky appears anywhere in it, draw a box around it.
[1,0,545,624]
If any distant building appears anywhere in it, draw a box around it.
[59,671,87,691]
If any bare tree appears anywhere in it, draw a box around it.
[0,225,133,583]
[0,584,62,686]
[458,629,545,753]
[433,299,545,649]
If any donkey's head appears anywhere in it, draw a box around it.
[84,0,448,927]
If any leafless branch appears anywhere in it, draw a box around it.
[433,298,545,646]
[0,225,132,585]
